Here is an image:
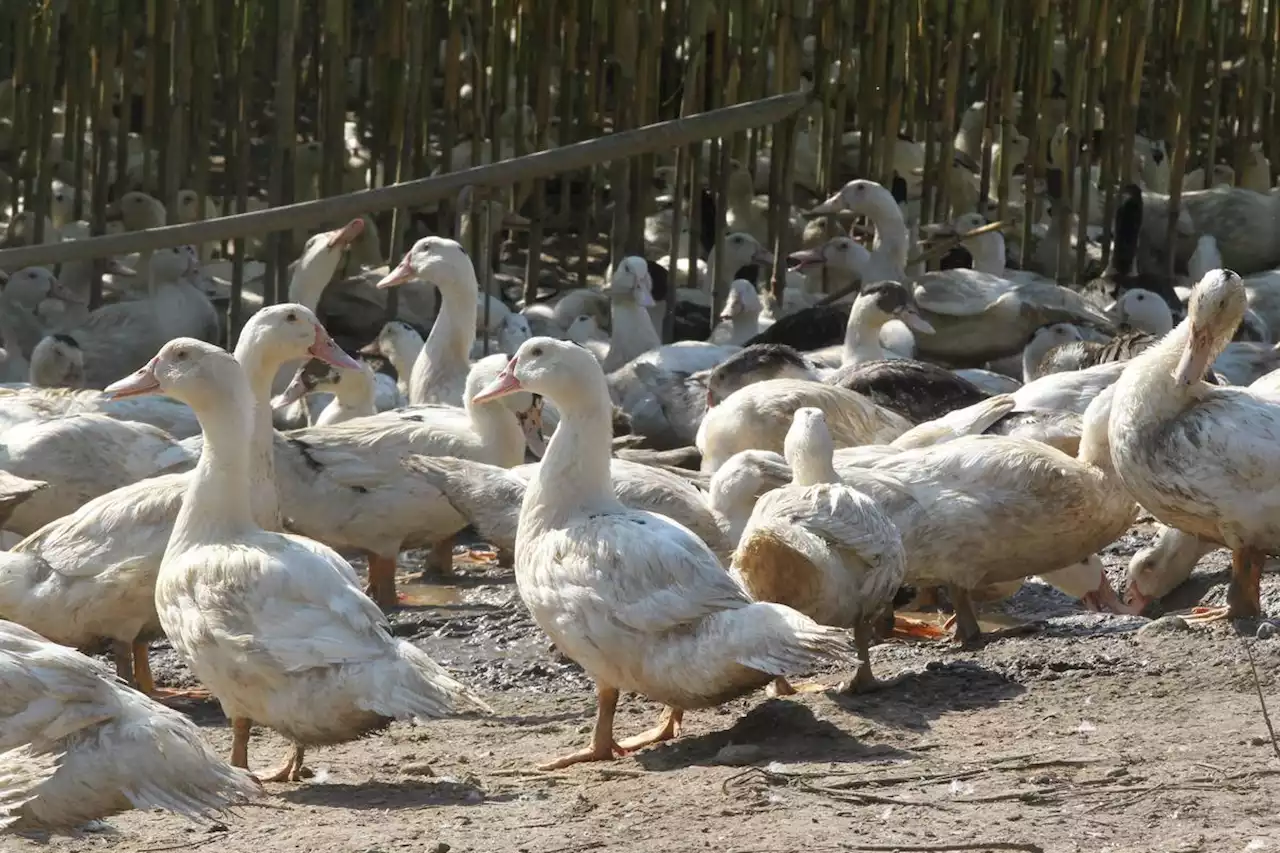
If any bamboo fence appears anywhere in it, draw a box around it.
[0,0,1276,341]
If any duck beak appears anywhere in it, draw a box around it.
[1174,327,1214,386]
[1122,581,1154,616]
[635,284,656,308]
[752,247,775,266]
[472,357,522,403]
[518,395,548,458]
[104,358,161,400]
[308,326,362,371]
[1081,573,1134,615]
[807,192,845,215]
[501,210,532,229]
[788,248,826,271]
[901,308,936,335]
[357,339,382,356]
[105,258,136,277]
[327,217,365,249]
[375,257,416,289]
[719,302,740,321]
[270,373,310,409]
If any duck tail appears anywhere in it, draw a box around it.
[719,602,856,675]
[0,746,60,829]
[371,641,493,721]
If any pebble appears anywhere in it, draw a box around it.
[1256,621,1278,640]
[402,761,436,777]
[429,844,451,853]
[713,743,764,766]
[1137,615,1189,637]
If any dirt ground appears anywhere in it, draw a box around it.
[16,520,1280,853]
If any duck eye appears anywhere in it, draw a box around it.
[175,350,188,361]
[286,311,298,322]
[529,346,544,358]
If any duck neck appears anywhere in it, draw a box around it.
[465,397,527,467]
[232,331,284,529]
[792,454,839,486]
[609,296,662,362]
[286,252,335,312]
[522,376,615,537]
[731,308,760,341]
[1115,320,1199,423]
[167,385,258,558]
[411,275,479,404]
[854,187,909,274]
[842,299,885,366]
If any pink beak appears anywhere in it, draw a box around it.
[375,257,416,289]
[471,357,522,404]
[327,217,365,249]
[308,325,362,371]
[270,372,310,409]
[48,279,80,302]
[1081,574,1137,615]
[104,358,162,400]
[788,248,826,271]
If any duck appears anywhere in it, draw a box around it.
[828,383,1136,645]
[405,455,734,563]
[808,180,910,282]
[103,338,489,782]
[697,377,913,473]
[1139,184,1280,277]
[363,319,423,398]
[565,314,612,363]
[467,337,855,769]
[729,409,905,692]
[0,619,260,831]
[471,312,532,359]
[263,353,545,607]
[25,335,85,389]
[0,305,358,698]
[272,359,380,426]
[709,279,768,345]
[0,410,183,536]
[1109,268,1280,622]
[60,246,219,388]
[268,219,369,428]
[376,237,479,406]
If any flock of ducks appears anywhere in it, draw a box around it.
[3,97,1280,834]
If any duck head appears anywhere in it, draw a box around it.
[1175,269,1246,387]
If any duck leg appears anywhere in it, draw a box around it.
[837,620,901,693]
[538,684,624,770]
[426,538,456,577]
[1228,547,1264,621]
[111,640,133,683]
[258,745,308,783]
[229,718,252,769]
[615,707,684,752]
[949,586,983,648]
[365,552,399,609]
[1187,547,1265,624]
[134,642,212,702]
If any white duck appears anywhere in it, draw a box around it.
[710,278,769,345]
[60,246,219,388]
[0,305,358,697]
[272,359,380,426]
[468,337,855,769]
[0,619,260,831]
[376,237,479,405]
[104,339,488,782]
[832,281,936,368]
[697,378,912,473]
[264,353,545,607]
[730,409,905,691]
[364,319,423,398]
[1109,269,1280,622]
[0,410,182,536]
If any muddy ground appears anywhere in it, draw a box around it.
[18,520,1280,853]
